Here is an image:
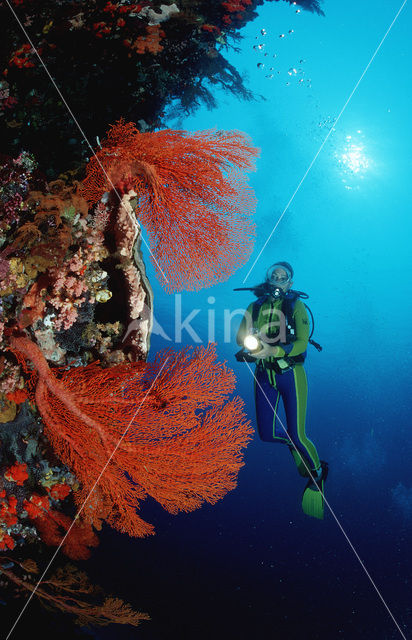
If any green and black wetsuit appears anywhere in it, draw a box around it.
[237,293,321,476]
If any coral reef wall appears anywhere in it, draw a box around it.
[0,0,324,630]
[0,0,323,176]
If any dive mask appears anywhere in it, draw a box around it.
[266,263,292,296]
[266,263,292,284]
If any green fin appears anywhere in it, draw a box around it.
[302,479,325,520]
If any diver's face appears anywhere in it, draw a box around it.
[270,268,292,293]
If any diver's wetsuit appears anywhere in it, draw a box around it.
[237,294,321,476]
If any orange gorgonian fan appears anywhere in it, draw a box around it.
[9,335,253,537]
[81,121,259,292]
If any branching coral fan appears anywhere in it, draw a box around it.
[8,335,253,537]
[82,121,259,292]
[0,559,148,627]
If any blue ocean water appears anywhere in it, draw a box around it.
[89,2,412,639]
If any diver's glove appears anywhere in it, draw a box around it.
[250,343,282,359]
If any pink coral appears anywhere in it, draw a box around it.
[51,302,80,331]
[114,191,139,258]
[0,358,21,394]
[82,202,110,254]
[0,153,36,233]
[47,256,89,330]
[66,251,84,273]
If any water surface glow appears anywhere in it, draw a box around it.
[335,130,371,189]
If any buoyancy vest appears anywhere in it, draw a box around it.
[251,291,299,345]
[251,292,305,373]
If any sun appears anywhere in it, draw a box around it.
[335,130,371,188]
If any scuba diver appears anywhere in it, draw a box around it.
[235,261,328,519]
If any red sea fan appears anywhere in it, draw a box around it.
[39,511,99,561]
[9,335,253,537]
[82,121,259,292]
[24,494,99,560]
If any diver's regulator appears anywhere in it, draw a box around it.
[268,286,284,300]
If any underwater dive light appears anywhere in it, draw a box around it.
[235,330,262,363]
[243,332,261,352]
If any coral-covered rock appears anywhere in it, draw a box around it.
[32,328,67,364]
[0,529,15,551]
[0,393,16,423]
[47,482,71,501]
[23,494,50,520]
[6,388,28,404]
[0,493,18,527]
[4,461,29,486]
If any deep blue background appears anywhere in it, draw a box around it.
[12,2,412,639]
